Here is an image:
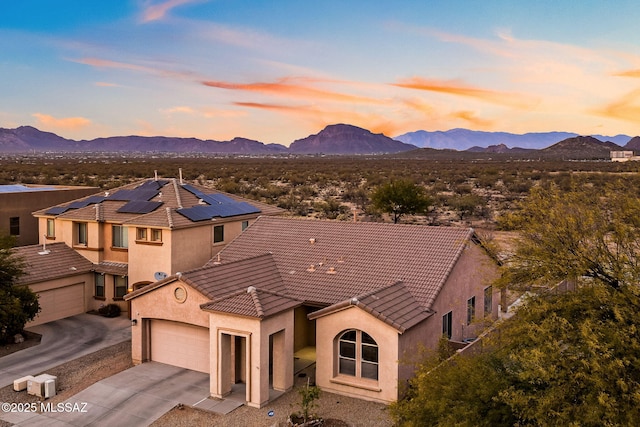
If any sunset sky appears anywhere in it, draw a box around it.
[2,0,640,145]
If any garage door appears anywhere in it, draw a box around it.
[150,320,210,373]
[30,283,85,326]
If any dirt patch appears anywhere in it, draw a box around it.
[0,331,42,358]
[0,340,132,406]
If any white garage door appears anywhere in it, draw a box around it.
[150,320,210,373]
[30,283,85,326]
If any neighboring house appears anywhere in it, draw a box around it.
[30,177,282,317]
[0,184,98,246]
[611,150,640,162]
[13,242,94,326]
[125,216,500,407]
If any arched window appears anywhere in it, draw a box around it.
[337,329,378,380]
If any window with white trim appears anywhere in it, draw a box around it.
[337,329,378,380]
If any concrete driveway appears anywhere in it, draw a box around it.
[0,313,131,388]
[0,362,242,426]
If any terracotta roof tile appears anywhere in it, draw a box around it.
[217,217,474,311]
[13,242,94,285]
[200,287,300,318]
[94,261,128,276]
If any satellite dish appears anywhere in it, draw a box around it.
[154,271,168,281]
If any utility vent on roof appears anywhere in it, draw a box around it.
[326,267,336,275]
[307,265,316,272]
[247,286,256,293]
[309,238,316,244]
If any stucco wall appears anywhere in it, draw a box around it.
[429,242,500,346]
[1,186,97,246]
[209,309,294,408]
[25,272,93,326]
[127,228,172,285]
[129,280,211,365]
[314,306,399,403]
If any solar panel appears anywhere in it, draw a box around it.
[116,200,164,214]
[203,193,235,204]
[177,201,261,221]
[45,206,69,215]
[107,189,158,201]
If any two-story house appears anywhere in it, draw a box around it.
[26,176,282,322]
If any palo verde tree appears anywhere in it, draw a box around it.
[370,179,430,224]
[391,181,640,426]
[0,234,39,343]
[498,182,640,289]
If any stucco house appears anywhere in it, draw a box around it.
[25,177,282,321]
[125,216,500,407]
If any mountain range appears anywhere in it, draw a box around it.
[0,124,637,158]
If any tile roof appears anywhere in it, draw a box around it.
[125,253,287,301]
[12,242,94,285]
[33,178,283,228]
[200,287,301,318]
[308,281,432,333]
[94,261,128,276]
[216,216,474,311]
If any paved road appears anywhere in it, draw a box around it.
[0,362,241,426]
[0,313,131,388]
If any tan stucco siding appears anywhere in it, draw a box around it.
[171,226,215,275]
[127,229,172,285]
[208,310,294,408]
[430,243,500,346]
[314,306,400,403]
[129,281,210,365]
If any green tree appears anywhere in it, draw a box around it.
[499,183,640,290]
[0,235,40,343]
[371,180,430,224]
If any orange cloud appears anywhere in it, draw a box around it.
[450,110,494,128]
[594,89,640,123]
[203,77,381,104]
[615,69,640,78]
[393,77,532,108]
[141,0,196,23]
[32,113,91,130]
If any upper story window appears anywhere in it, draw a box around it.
[46,219,55,238]
[75,222,88,246]
[112,225,128,248]
[337,329,379,381]
[242,220,249,231]
[151,228,162,242]
[9,217,19,236]
[136,227,147,241]
[213,225,224,244]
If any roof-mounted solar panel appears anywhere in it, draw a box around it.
[107,188,158,201]
[45,206,69,215]
[203,193,235,204]
[116,200,164,214]
[177,205,213,222]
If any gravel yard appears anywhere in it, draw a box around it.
[1,340,392,427]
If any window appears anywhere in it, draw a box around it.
[9,217,19,236]
[95,273,105,298]
[75,222,88,245]
[242,220,249,231]
[112,225,128,248]
[467,296,476,325]
[114,276,128,299]
[46,219,55,238]
[443,311,452,339]
[338,329,378,380]
[213,225,224,243]
[151,228,162,242]
[136,227,147,241]
[484,286,493,316]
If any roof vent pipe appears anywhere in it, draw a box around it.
[154,170,158,181]
[247,286,256,293]
[179,168,183,185]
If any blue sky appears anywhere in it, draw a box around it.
[2,0,640,144]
